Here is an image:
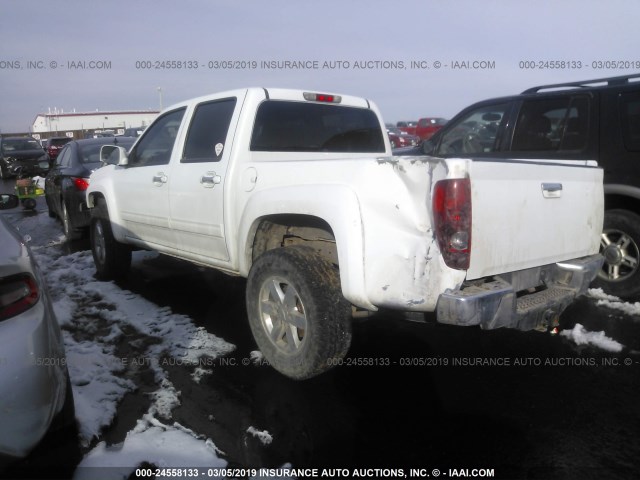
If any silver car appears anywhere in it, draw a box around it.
[0,195,74,465]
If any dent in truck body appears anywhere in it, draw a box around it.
[363,156,466,311]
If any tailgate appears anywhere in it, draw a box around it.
[466,159,603,280]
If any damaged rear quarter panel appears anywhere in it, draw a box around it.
[362,156,466,311]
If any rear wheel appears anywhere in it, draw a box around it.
[592,209,640,299]
[90,198,131,280]
[62,200,82,240]
[246,246,352,380]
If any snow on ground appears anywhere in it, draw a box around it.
[560,323,624,352]
[247,427,274,446]
[588,288,640,317]
[8,212,239,477]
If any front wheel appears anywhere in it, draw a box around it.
[592,209,640,299]
[90,199,131,280]
[246,246,352,380]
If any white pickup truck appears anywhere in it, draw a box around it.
[87,88,604,379]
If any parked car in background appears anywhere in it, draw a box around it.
[396,120,417,135]
[123,126,147,137]
[420,73,640,298]
[45,136,135,240]
[43,137,73,163]
[0,211,75,467]
[0,136,48,179]
[415,117,447,140]
[387,127,420,148]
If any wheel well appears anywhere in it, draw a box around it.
[605,194,640,215]
[250,215,338,267]
[87,192,104,209]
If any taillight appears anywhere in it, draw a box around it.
[433,178,472,270]
[0,273,39,321]
[72,177,90,191]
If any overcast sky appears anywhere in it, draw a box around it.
[1,0,639,133]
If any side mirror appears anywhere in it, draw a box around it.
[422,139,435,155]
[0,194,19,210]
[100,145,128,166]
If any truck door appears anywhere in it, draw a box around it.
[111,108,185,248]
[168,94,243,262]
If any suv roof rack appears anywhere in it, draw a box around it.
[522,73,640,94]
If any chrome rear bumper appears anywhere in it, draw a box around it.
[436,254,603,331]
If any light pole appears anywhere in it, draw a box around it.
[157,87,163,111]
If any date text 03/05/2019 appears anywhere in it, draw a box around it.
[133,467,496,478]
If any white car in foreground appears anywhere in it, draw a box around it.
[0,194,75,466]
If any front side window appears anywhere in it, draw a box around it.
[182,98,237,163]
[127,108,186,167]
[511,96,590,152]
[436,103,510,155]
[251,101,385,153]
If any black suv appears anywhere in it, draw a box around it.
[418,73,640,299]
[0,136,49,179]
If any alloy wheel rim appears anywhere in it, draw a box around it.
[258,276,307,354]
[599,229,640,282]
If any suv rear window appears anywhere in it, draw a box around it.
[49,138,72,147]
[250,101,385,153]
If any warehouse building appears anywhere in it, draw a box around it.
[30,110,159,140]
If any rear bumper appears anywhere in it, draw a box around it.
[436,254,603,331]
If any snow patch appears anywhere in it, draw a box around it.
[247,427,273,446]
[560,323,624,352]
[587,288,640,317]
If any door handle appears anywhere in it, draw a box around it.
[201,172,221,188]
[152,172,168,186]
[541,183,562,198]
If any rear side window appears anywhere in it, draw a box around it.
[512,96,590,152]
[620,92,640,152]
[183,98,237,163]
[250,101,385,153]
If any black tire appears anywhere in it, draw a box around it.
[592,209,640,299]
[46,195,57,218]
[90,198,131,280]
[21,197,37,210]
[246,246,352,380]
[51,368,76,432]
[62,199,83,240]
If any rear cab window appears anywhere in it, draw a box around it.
[250,101,385,153]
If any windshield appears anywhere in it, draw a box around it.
[2,139,42,151]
